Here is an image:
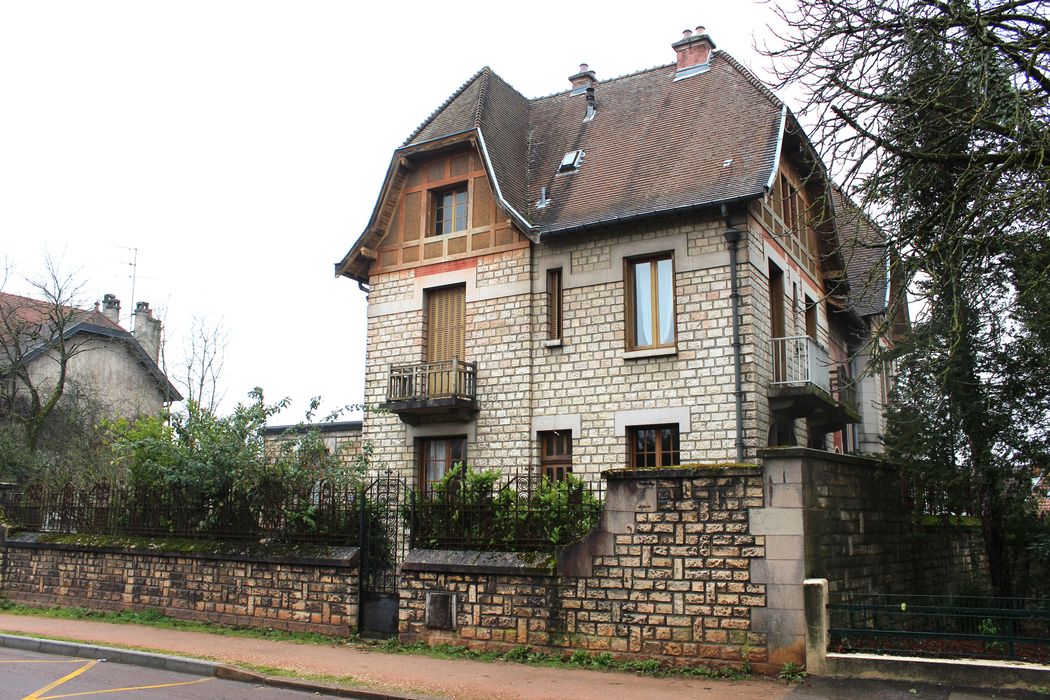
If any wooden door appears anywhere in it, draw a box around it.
[426,285,465,396]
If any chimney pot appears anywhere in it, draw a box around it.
[568,63,598,95]
[101,293,121,325]
[672,25,716,80]
[132,301,162,362]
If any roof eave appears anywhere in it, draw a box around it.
[336,128,537,283]
[20,322,183,403]
[537,191,765,239]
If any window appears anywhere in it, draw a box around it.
[539,430,572,481]
[628,425,680,468]
[419,437,466,493]
[431,185,468,236]
[546,269,563,341]
[804,297,818,341]
[626,255,675,350]
[558,150,585,173]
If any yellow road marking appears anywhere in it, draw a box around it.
[38,677,213,698]
[22,659,98,700]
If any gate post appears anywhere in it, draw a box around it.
[804,578,830,675]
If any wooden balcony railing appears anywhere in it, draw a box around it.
[830,365,858,411]
[387,358,477,403]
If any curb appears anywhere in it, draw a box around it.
[0,633,435,700]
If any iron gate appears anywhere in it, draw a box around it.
[358,475,409,636]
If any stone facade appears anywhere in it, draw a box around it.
[358,165,895,489]
[400,467,775,671]
[0,535,360,636]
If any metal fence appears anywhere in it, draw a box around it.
[829,593,1050,663]
[410,472,605,552]
[0,480,363,546]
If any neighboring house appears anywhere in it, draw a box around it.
[0,291,181,419]
[336,28,907,491]
[261,420,363,469]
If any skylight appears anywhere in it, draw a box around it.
[558,150,585,173]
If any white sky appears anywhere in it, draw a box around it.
[0,1,789,423]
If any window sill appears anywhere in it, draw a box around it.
[623,347,677,360]
[542,339,563,349]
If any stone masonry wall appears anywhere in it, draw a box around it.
[760,448,988,600]
[399,468,774,672]
[0,536,360,636]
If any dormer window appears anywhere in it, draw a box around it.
[558,150,585,174]
[431,184,468,236]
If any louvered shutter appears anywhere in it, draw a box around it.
[426,285,465,363]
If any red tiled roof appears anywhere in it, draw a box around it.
[0,291,125,338]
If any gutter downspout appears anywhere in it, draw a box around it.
[723,224,746,463]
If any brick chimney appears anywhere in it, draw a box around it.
[672,26,716,81]
[101,294,120,326]
[132,301,162,363]
[568,63,597,96]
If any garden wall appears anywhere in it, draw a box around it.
[0,530,360,636]
[400,466,779,672]
[759,448,988,599]
[399,454,990,673]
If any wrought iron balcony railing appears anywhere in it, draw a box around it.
[771,335,831,394]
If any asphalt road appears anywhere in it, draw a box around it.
[1,646,352,700]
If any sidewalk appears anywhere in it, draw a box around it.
[0,614,790,700]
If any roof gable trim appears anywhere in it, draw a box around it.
[765,104,788,193]
[475,128,537,241]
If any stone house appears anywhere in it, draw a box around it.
[336,28,907,491]
[0,291,181,420]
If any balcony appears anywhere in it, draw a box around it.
[769,336,861,432]
[382,358,478,425]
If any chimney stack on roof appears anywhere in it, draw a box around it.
[101,294,120,326]
[672,25,716,80]
[132,301,162,363]
[568,63,597,96]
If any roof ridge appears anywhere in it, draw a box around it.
[401,66,489,147]
[528,62,676,102]
[473,67,491,129]
[712,50,784,111]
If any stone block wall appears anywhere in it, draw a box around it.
[0,536,360,636]
[760,448,988,600]
[399,467,775,672]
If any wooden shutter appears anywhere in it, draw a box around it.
[426,285,465,363]
[547,269,562,340]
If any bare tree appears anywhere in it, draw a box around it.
[0,257,92,452]
[178,316,228,414]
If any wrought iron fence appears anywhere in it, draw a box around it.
[410,472,604,552]
[0,480,363,546]
[829,593,1050,663]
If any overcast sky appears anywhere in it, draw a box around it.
[0,1,791,423]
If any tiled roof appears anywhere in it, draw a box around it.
[393,50,783,236]
[529,55,781,233]
[0,291,182,401]
[0,291,124,337]
[830,188,890,317]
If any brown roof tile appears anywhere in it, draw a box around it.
[396,51,783,235]
[830,189,890,317]
[528,55,781,233]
